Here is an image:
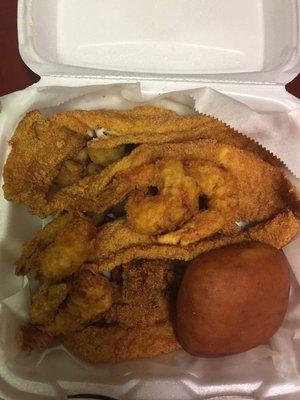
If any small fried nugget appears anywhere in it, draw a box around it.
[16,212,74,275]
[42,268,113,334]
[29,282,70,326]
[21,216,96,281]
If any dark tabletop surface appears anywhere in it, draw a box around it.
[0,0,299,98]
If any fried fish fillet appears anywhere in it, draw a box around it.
[3,110,92,214]
[87,118,278,165]
[93,211,299,271]
[105,260,181,328]
[56,106,278,164]
[17,210,298,277]
[3,106,278,217]
[64,322,181,363]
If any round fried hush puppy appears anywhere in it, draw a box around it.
[176,242,290,357]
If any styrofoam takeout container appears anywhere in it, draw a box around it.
[0,0,300,399]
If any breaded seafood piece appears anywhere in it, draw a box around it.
[3,107,279,217]
[48,140,296,224]
[43,269,113,334]
[16,215,97,280]
[105,260,181,328]
[29,282,70,326]
[2,106,204,215]
[64,322,181,363]
[20,268,114,350]
[83,139,299,251]
[95,217,153,260]
[18,325,55,352]
[125,159,200,235]
[3,110,91,214]
[93,211,299,271]
[86,113,278,165]
[16,213,74,275]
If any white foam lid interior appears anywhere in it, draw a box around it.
[19,0,300,84]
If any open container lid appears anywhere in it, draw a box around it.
[18,0,300,86]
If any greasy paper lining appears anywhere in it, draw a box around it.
[0,83,300,399]
[191,88,300,178]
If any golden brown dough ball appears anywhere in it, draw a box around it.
[176,242,290,357]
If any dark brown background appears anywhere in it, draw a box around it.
[0,0,299,97]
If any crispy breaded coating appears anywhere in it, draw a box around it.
[95,218,153,259]
[43,269,113,334]
[29,282,70,325]
[125,160,200,235]
[84,136,298,256]
[64,322,181,363]
[86,116,278,165]
[61,106,210,135]
[26,268,113,340]
[93,211,299,271]
[18,325,55,352]
[3,110,91,213]
[3,107,279,217]
[37,217,96,280]
[105,260,181,328]
[19,262,178,355]
[17,216,96,280]
[16,213,74,275]
[48,140,295,225]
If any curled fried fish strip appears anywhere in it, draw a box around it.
[64,322,180,363]
[92,211,299,271]
[49,140,291,217]
[3,107,279,217]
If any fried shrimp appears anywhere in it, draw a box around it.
[158,160,238,245]
[126,160,200,235]
[16,212,74,275]
[45,139,296,222]
[87,144,126,166]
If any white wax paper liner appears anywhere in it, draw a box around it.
[191,87,300,179]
